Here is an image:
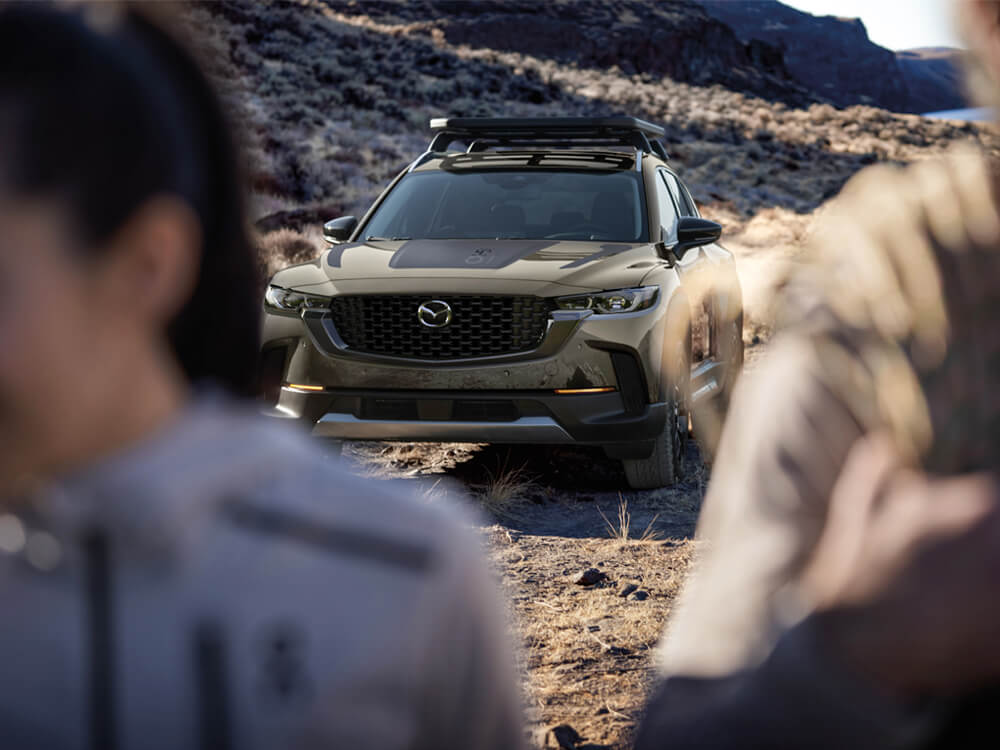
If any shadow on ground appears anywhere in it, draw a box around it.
[343,436,706,541]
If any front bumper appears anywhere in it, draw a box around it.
[260,295,673,454]
[267,386,666,450]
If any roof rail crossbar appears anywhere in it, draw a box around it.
[445,137,645,150]
[426,117,669,162]
[437,150,637,171]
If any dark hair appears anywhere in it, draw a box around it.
[0,2,259,394]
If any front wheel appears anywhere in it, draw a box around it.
[622,333,690,489]
[621,394,686,489]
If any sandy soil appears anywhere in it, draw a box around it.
[343,429,711,748]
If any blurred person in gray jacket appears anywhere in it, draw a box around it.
[636,1,999,748]
[0,4,525,749]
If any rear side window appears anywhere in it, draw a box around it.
[361,170,649,242]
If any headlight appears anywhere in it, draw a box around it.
[264,285,331,314]
[555,286,659,314]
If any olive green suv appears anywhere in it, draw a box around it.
[259,117,743,488]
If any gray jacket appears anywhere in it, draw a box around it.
[0,397,526,750]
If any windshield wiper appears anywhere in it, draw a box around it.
[365,236,411,241]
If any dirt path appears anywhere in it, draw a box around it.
[343,435,712,749]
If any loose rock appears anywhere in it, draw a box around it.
[631,590,650,601]
[546,723,583,749]
[618,583,639,598]
[574,568,607,586]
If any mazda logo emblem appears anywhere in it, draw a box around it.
[417,299,453,328]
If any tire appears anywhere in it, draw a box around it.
[622,328,690,489]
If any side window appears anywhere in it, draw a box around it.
[678,180,700,217]
[662,171,695,217]
[654,170,679,243]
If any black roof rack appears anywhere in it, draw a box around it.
[423,117,671,167]
[437,150,637,172]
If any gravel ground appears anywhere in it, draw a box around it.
[342,431,713,748]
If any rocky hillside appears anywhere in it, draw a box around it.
[697,0,967,113]
[183,0,994,252]
[319,0,816,105]
[896,47,968,113]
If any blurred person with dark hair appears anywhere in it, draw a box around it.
[636,1,999,748]
[0,3,525,749]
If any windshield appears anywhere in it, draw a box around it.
[361,170,648,242]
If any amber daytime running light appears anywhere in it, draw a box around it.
[284,383,325,392]
[553,387,617,395]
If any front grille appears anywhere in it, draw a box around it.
[329,295,554,360]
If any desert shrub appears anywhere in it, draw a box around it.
[808,102,837,123]
[256,228,323,283]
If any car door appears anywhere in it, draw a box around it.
[662,170,743,429]
[656,169,715,354]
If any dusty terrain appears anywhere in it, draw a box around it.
[343,439,707,749]
[177,2,998,747]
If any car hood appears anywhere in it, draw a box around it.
[271,239,663,297]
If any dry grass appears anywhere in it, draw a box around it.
[343,439,706,749]
[471,461,539,518]
[598,496,663,544]
[490,523,698,749]
[255,227,325,283]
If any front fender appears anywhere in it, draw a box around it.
[638,265,690,401]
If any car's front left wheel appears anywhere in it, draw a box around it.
[621,327,690,489]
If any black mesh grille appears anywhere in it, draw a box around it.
[329,295,554,360]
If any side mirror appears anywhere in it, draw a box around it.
[323,216,358,244]
[674,217,721,260]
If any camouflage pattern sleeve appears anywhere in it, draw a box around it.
[782,144,999,474]
[641,145,998,749]
[658,145,999,677]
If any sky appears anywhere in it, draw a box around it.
[782,0,962,50]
